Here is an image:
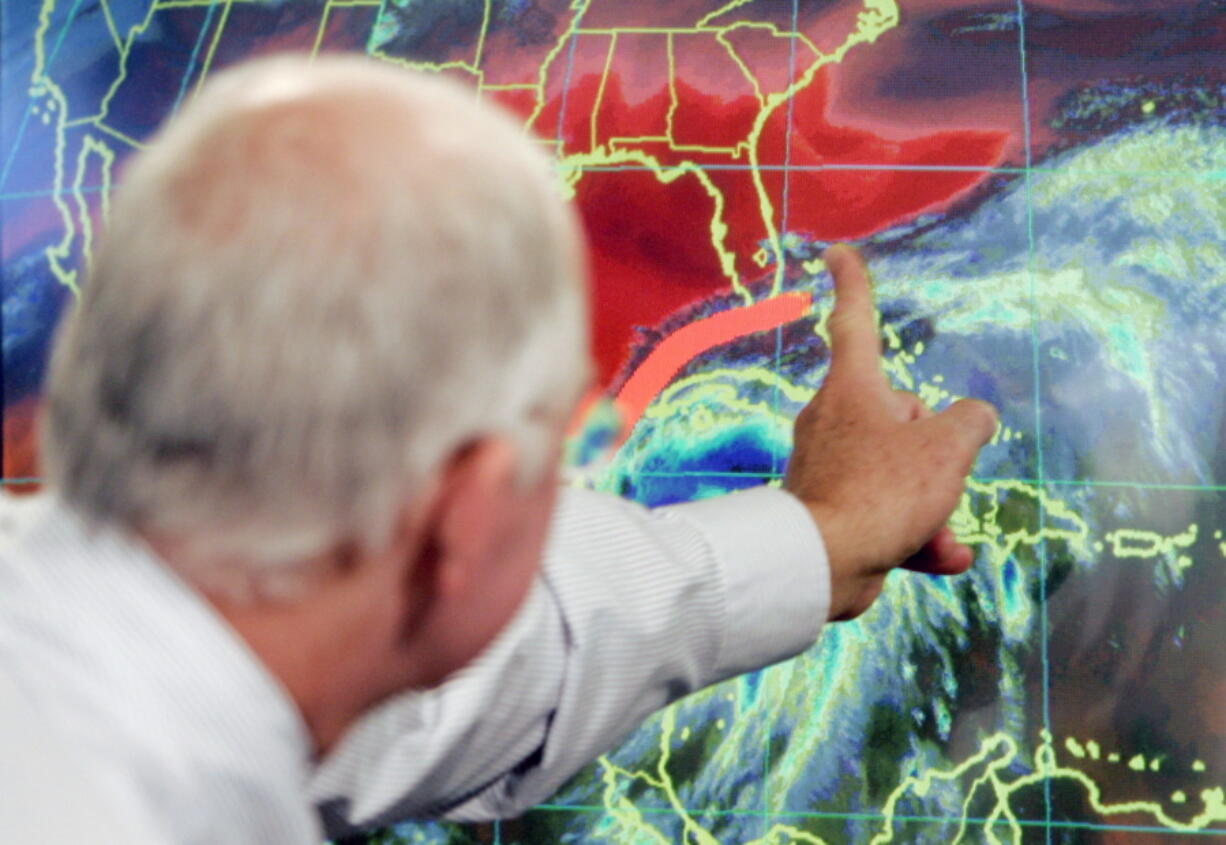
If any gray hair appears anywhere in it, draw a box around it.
[42,54,588,593]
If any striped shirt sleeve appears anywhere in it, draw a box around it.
[311,484,828,832]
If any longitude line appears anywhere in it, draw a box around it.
[764,0,800,832]
[525,3,588,821]
[554,5,591,149]
[365,0,391,54]
[523,12,584,821]
[1015,1,1052,840]
[169,0,221,116]
[770,0,800,476]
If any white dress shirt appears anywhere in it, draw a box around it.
[0,493,318,844]
[0,485,828,842]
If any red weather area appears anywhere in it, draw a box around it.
[479,13,1011,395]
[6,1,1032,479]
[572,64,1004,389]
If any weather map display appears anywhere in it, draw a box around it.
[2,0,1225,843]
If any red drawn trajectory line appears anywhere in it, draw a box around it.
[612,291,813,434]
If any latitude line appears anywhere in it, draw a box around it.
[5,162,1219,202]
[7,473,1226,491]
[530,802,1226,835]
[7,474,1226,492]
[562,163,1218,177]
[1,185,110,201]
[620,473,1226,493]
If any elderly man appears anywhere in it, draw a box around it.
[0,55,995,842]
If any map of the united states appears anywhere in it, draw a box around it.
[3,1,1226,842]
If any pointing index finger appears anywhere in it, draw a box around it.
[824,244,884,382]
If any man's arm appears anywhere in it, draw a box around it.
[311,483,827,831]
[311,245,996,834]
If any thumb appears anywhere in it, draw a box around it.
[929,398,999,459]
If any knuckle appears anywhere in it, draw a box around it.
[961,399,998,439]
[795,400,820,428]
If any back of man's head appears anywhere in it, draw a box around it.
[42,54,588,596]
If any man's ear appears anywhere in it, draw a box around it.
[429,436,520,598]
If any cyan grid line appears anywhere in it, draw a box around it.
[1014,2,1053,841]
[11,474,1226,495]
[572,162,1018,172]
[566,163,1222,175]
[552,4,591,154]
[759,0,803,828]
[364,0,391,55]
[3,165,1221,203]
[168,0,223,118]
[770,0,802,482]
[615,473,1226,492]
[1,184,111,201]
[531,801,1226,836]
[9,473,1226,492]
[986,478,1226,492]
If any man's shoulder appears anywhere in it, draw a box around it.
[0,662,166,842]
[0,492,184,839]
[0,491,321,844]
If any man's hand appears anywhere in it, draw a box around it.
[784,244,998,622]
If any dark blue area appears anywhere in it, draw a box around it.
[622,471,768,509]
[617,421,785,506]
[742,669,762,707]
[1002,559,1018,595]
[98,9,214,143]
[966,367,1000,409]
[639,425,779,476]
[2,245,68,406]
